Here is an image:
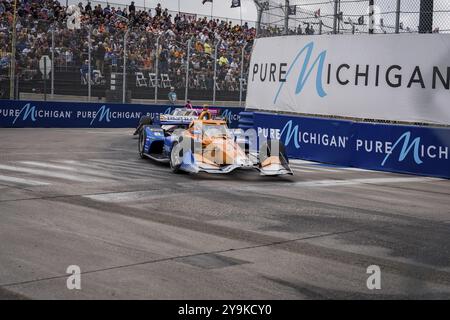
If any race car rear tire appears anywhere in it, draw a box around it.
[170,142,183,173]
[138,128,147,159]
[134,116,153,136]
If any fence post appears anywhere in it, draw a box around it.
[256,4,263,37]
[154,36,160,103]
[284,0,289,35]
[419,0,433,33]
[44,57,47,101]
[239,42,247,108]
[369,0,374,34]
[88,25,92,102]
[10,0,17,100]
[123,29,129,104]
[184,38,191,104]
[51,24,55,100]
[333,0,338,34]
[395,0,401,33]
[319,20,323,35]
[15,72,19,100]
[213,40,220,106]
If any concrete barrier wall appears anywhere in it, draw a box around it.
[249,112,450,179]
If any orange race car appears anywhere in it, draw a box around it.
[138,108,293,176]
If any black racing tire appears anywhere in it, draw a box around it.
[138,127,147,159]
[134,116,153,136]
[259,140,288,165]
[170,142,183,173]
[140,116,153,126]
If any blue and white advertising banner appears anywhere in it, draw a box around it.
[254,112,450,179]
[247,34,450,125]
[0,100,244,128]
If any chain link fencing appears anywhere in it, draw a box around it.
[0,0,253,105]
[256,0,450,36]
[1,1,448,103]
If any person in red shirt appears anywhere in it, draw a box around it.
[185,100,193,109]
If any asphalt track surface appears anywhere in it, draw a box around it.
[0,128,449,300]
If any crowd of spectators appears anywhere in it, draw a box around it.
[0,0,255,93]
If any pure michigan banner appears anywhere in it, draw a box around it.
[247,34,450,125]
[253,112,450,179]
[0,101,244,128]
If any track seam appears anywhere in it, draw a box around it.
[0,229,359,288]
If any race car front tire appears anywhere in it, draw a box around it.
[170,142,185,173]
[138,128,147,159]
[259,140,289,165]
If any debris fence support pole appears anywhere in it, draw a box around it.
[213,41,220,106]
[284,0,289,35]
[15,72,19,100]
[240,4,243,25]
[333,0,338,34]
[239,42,247,108]
[88,26,92,102]
[10,0,17,99]
[369,0,374,34]
[44,57,47,101]
[210,1,213,20]
[419,0,434,33]
[184,39,191,104]
[123,29,129,104]
[256,4,263,37]
[51,25,55,100]
[395,0,401,33]
[155,36,160,104]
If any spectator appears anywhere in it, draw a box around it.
[0,0,256,94]
[185,100,193,109]
[95,42,106,73]
[81,59,91,83]
[85,2,92,14]
[155,3,162,17]
[168,86,177,105]
[129,2,136,15]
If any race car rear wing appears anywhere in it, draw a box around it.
[155,108,223,126]
[157,114,198,126]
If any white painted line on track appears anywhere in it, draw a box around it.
[290,167,316,173]
[56,160,168,176]
[54,160,146,176]
[0,174,50,186]
[88,159,169,174]
[289,160,373,173]
[18,161,121,180]
[0,164,103,183]
[0,151,130,156]
[84,190,179,203]
[289,164,342,173]
[292,177,441,187]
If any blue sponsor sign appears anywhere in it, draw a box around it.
[0,100,244,128]
[253,112,450,179]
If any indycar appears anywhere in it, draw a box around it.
[137,108,293,176]
[133,107,221,136]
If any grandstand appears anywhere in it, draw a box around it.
[0,0,254,103]
[1,0,449,102]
